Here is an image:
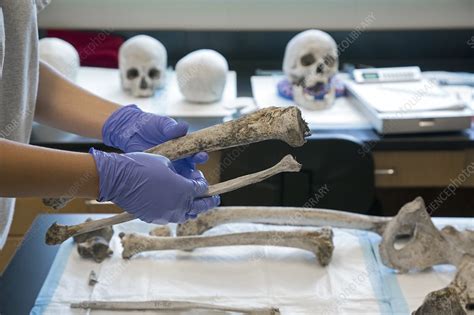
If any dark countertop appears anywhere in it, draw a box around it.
[0,214,109,315]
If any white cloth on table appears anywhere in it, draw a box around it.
[31,218,473,314]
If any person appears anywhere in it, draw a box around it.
[0,0,220,249]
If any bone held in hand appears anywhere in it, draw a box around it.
[120,228,334,266]
[45,155,302,245]
[42,106,310,210]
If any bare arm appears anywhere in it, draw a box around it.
[0,138,99,198]
[35,61,120,139]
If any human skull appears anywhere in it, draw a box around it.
[176,49,228,103]
[119,35,167,97]
[39,38,80,81]
[283,30,339,110]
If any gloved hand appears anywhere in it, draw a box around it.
[102,104,208,177]
[90,148,220,224]
[102,104,190,153]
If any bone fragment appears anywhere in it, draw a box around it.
[71,300,281,315]
[120,228,334,266]
[88,270,98,286]
[73,218,114,243]
[43,106,310,209]
[413,254,474,315]
[149,225,172,237]
[45,155,301,245]
[77,236,113,263]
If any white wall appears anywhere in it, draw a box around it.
[38,0,474,31]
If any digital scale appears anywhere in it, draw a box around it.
[352,66,422,83]
[346,67,473,134]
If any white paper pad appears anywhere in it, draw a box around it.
[345,79,467,113]
[31,218,473,314]
[251,75,371,129]
[76,67,236,118]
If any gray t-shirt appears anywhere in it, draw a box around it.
[0,0,50,249]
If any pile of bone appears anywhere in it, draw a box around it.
[134,197,473,315]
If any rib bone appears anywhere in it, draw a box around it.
[120,228,334,266]
[71,300,281,315]
[43,106,310,209]
[413,254,474,315]
[45,155,301,245]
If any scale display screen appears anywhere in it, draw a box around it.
[362,73,379,80]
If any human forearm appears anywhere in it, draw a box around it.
[0,138,99,198]
[35,61,119,139]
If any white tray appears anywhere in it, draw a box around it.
[76,67,237,118]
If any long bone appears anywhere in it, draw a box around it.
[120,228,334,266]
[71,300,281,315]
[413,254,474,315]
[171,206,391,237]
[43,106,310,210]
[45,155,302,245]
[161,197,473,272]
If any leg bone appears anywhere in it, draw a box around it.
[173,206,390,237]
[120,228,334,266]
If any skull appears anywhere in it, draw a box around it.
[39,38,80,81]
[283,29,339,110]
[176,49,228,103]
[119,35,167,98]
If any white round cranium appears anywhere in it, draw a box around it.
[283,29,339,110]
[119,35,167,98]
[39,38,80,81]
[176,49,228,103]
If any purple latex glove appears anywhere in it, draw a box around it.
[102,105,190,153]
[102,104,208,168]
[90,148,220,223]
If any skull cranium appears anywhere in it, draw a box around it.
[119,35,167,98]
[176,49,228,103]
[39,38,80,82]
[283,30,339,110]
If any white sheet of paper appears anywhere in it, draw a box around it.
[33,223,381,315]
[251,75,371,129]
[76,67,236,118]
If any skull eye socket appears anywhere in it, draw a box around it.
[324,55,336,67]
[148,68,160,79]
[300,53,316,67]
[126,68,139,80]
